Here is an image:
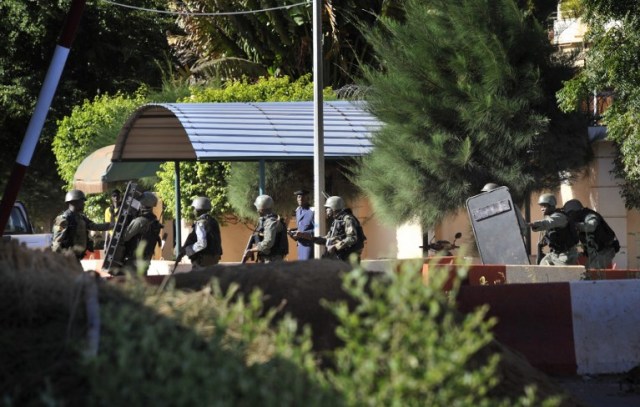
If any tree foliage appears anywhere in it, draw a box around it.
[557,1,640,208]
[355,0,591,227]
[155,161,231,221]
[53,91,147,187]
[168,0,404,86]
[0,0,176,227]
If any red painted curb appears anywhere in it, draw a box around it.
[458,283,577,375]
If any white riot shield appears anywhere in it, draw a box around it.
[466,186,529,265]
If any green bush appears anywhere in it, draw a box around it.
[324,262,559,407]
[6,258,562,405]
[83,282,339,406]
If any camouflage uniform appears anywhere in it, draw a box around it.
[255,213,286,263]
[325,209,364,262]
[51,210,111,260]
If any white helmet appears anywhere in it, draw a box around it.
[324,196,345,211]
[481,183,499,192]
[191,196,212,211]
[254,195,274,210]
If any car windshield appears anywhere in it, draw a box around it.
[5,207,30,234]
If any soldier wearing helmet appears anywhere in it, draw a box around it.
[289,189,315,260]
[563,199,619,269]
[51,189,112,260]
[119,191,163,274]
[313,195,366,263]
[179,196,223,269]
[244,194,288,263]
[528,193,579,266]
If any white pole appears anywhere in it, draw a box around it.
[313,0,326,259]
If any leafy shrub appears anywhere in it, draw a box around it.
[83,281,339,406]
[2,244,561,405]
[324,262,559,406]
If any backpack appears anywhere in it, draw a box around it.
[256,214,289,257]
[335,212,367,259]
[137,217,163,259]
[272,217,289,256]
[51,209,77,252]
[583,208,619,253]
[350,216,367,252]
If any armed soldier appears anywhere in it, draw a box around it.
[563,199,619,269]
[313,196,366,263]
[528,193,579,266]
[243,195,288,263]
[179,196,223,270]
[120,192,162,274]
[51,189,112,261]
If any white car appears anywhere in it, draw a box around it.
[3,201,52,249]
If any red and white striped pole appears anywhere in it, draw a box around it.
[0,0,86,235]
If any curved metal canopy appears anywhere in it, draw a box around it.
[73,144,161,194]
[113,100,381,162]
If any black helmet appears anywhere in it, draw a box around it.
[563,199,583,214]
[65,189,86,203]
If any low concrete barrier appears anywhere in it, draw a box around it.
[458,280,640,375]
[423,262,586,287]
[83,256,640,376]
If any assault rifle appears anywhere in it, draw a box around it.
[241,231,260,263]
[157,253,182,293]
[537,234,548,265]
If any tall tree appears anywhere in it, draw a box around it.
[557,0,640,208]
[168,0,404,86]
[355,0,591,227]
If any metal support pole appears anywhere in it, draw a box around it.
[313,0,325,259]
[259,159,266,194]
[174,161,182,257]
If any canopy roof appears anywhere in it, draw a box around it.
[113,101,381,162]
[73,144,160,194]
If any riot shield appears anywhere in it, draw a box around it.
[466,186,529,265]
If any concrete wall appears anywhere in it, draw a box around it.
[560,141,637,269]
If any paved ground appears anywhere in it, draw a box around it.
[555,374,640,407]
